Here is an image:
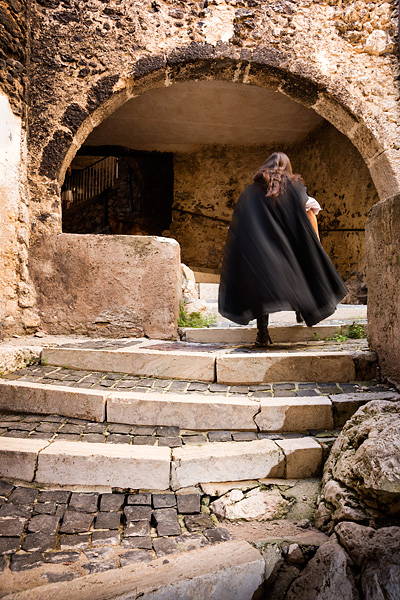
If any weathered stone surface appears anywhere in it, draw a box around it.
[367,194,400,385]
[255,397,333,432]
[276,438,323,479]
[185,324,348,345]
[60,510,94,534]
[108,391,258,431]
[44,346,215,383]
[286,537,360,600]
[30,234,181,340]
[176,492,201,514]
[171,440,284,489]
[0,437,48,481]
[2,540,264,600]
[36,440,171,489]
[211,488,290,521]
[316,401,400,532]
[0,380,108,422]
[336,522,400,600]
[216,352,368,384]
[331,391,400,428]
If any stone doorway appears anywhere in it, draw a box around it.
[66,79,378,303]
[61,149,173,237]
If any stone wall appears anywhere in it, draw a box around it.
[29,234,181,339]
[0,0,399,341]
[0,0,28,117]
[0,0,36,338]
[170,123,378,299]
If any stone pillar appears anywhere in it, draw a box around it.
[366,194,400,385]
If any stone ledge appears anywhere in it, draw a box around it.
[0,380,108,422]
[276,438,323,478]
[216,352,376,384]
[184,324,368,344]
[255,396,333,432]
[42,348,216,382]
[171,439,285,490]
[107,391,259,431]
[35,441,171,490]
[331,390,400,427]
[2,540,264,600]
[0,438,49,482]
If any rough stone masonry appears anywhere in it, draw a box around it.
[0,0,399,380]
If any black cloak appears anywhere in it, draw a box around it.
[218,179,348,327]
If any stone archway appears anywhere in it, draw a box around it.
[49,46,399,204]
[29,44,400,380]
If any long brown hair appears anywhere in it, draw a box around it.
[252,152,302,197]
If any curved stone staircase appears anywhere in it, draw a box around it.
[0,318,397,598]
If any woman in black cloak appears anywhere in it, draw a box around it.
[218,152,348,346]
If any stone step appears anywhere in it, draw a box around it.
[3,540,264,600]
[0,435,323,490]
[3,379,395,432]
[42,344,216,383]
[216,350,377,384]
[183,324,368,344]
[41,339,377,384]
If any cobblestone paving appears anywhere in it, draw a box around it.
[1,364,385,398]
[0,410,344,446]
[0,480,232,580]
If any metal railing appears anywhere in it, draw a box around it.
[63,156,118,206]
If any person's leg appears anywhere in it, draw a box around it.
[255,314,272,347]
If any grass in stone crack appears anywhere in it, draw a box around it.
[178,302,217,329]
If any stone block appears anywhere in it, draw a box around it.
[216,352,358,384]
[124,506,152,521]
[0,438,48,482]
[60,511,94,534]
[152,493,176,509]
[35,440,171,490]
[29,234,181,340]
[255,397,333,432]
[331,392,400,427]
[176,493,201,514]
[276,438,323,479]
[108,390,258,431]
[152,537,179,557]
[43,348,215,383]
[121,536,152,550]
[185,325,343,345]
[2,540,264,600]
[0,380,107,422]
[171,440,284,489]
[124,521,150,538]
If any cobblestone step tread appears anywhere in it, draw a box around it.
[183,323,369,344]
[40,339,376,384]
[1,379,396,432]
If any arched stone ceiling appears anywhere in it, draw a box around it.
[84,80,325,152]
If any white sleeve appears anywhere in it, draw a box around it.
[305,196,322,215]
